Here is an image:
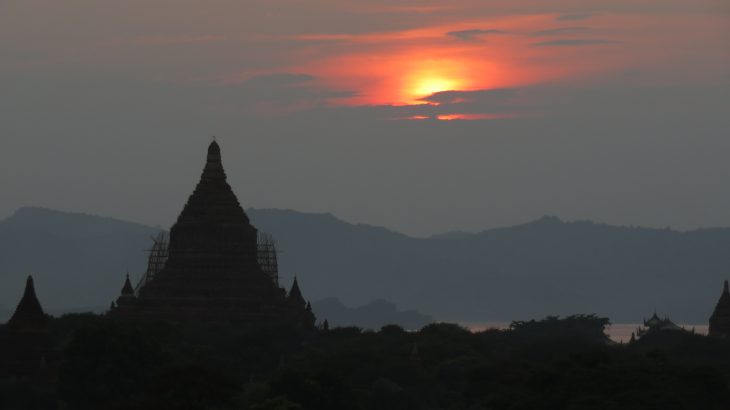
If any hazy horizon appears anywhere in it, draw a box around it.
[5,204,730,240]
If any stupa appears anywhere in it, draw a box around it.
[111,141,315,328]
[6,276,48,331]
[0,276,52,379]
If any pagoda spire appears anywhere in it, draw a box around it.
[288,276,306,307]
[121,273,134,296]
[7,275,47,330]
[201,140,226,182]
[709,279,730,337]
[173,139,250,228]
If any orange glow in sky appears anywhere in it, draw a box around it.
[302,49,510,106]
[291,19,585,107]
[266,11,725,116]
[289,16,578,107]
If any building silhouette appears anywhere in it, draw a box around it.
[635,311,684,339]
[0,276,53,381]
[111,141,315,328]
[709,280,730,337]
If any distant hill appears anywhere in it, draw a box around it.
[1,207,728,324]
[247,211,730,324]
[311,298,433,330]
[0,207,161,320]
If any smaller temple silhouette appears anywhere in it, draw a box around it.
[709,280,730,338]
[0,276,52,380]
[634,311,685,339]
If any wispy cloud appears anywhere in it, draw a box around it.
[379,87,528,121]
[420,88,516,106]
[531,27,591,37]
[532,39,615,47]
[556,13,595,21]
[447,29,504,42]
[132,35,225,46]
[223,73,355,115]
[291,27,445,44]
[356,4,456,14]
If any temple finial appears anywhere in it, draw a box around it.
[724,280,729,294]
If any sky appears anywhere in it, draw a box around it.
[1,0,729,237]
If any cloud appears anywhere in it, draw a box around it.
[132,35,226,46]
[420,88,516,106]
[447,29,504,42]
[223,73,356,115]
[531,27,591,37]
[365,88,527,121]
[356,4,455,14]
[556,13,595,21]
[531,39,616,47]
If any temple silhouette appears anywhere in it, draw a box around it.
[709,280,730,337]
[0,276,52,381]
[109,141,315,327]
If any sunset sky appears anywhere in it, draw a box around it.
[1,1,729,236]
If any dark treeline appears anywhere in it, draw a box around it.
[2,314,730,410]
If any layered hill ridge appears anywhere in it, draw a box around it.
[1,206,729,323]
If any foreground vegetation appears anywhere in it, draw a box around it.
[2,314,729,409]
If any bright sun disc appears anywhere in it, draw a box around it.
[412,77,459,98]
[402,61,469,103]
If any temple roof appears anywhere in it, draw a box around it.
[711,280,730,318]
[7,275,47,329]
[133,141,272,300]
[644,312,663,328]
[121,273,134,296]
[160,140,259,272]
[175,140,251,226]
[288,277,306,306]
[643,310,682,330]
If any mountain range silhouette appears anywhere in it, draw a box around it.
[1,207,727,324]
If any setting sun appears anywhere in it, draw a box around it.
[300,46,514,106]
[410,76,461,101]
[401,61,472,104]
